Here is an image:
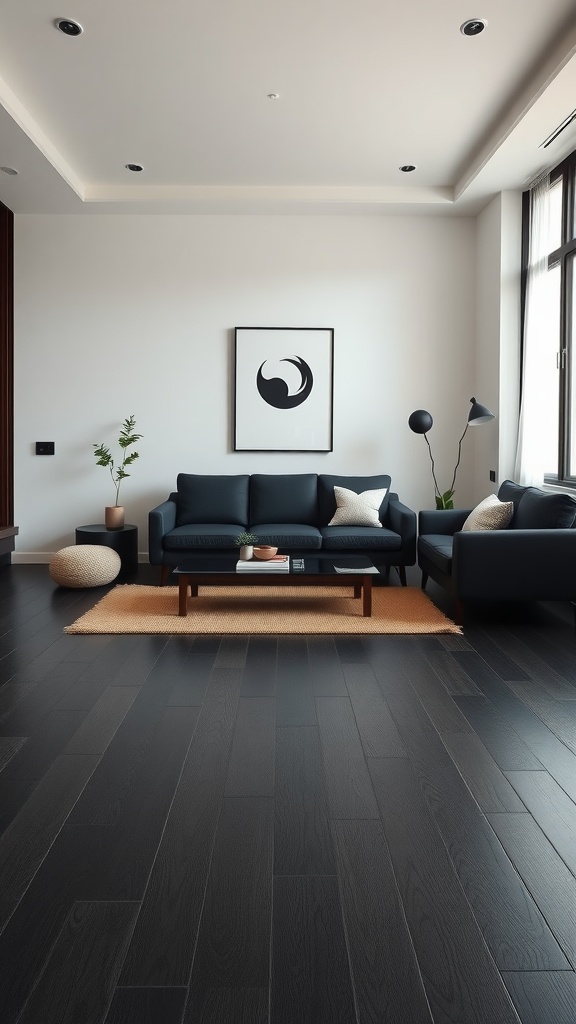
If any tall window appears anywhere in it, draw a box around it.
[519,151,576,487]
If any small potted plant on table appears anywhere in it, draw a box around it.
[236,532,259,560]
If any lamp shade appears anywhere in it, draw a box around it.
[467,397,494,425]
[408,409,433,434]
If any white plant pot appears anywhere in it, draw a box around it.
[239,545,253,560]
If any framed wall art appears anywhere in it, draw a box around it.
[234,327,334,452]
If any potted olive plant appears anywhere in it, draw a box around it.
[93,415,142,529]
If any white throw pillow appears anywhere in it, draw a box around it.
[328,486,386,527]
[462,493,514,531]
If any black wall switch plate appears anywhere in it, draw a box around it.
[489,470,496,482]
[36,442,55,455]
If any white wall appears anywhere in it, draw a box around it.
[14,213,478,561]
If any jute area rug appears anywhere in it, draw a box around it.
[64,584,461,635]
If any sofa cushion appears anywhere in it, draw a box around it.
[164,523,246,550]
[248,523,322,549]
[462,494,514,531]
[176,474,249,527]
[514,488,576,529]
[321,526,401,551]
[418,534,453,575]
[328,486,386,527]
[249,474,319,525]
[318,475,391,526]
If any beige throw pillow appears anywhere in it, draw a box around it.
[328,486,386,527]
[462,493,514,531]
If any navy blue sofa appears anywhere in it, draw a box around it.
[149,472,416,584]
[418,479,576,622]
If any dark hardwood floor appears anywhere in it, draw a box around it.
[0,564,575,1024]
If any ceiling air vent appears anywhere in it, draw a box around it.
[540,109,576,149]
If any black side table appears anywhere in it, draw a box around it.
[75,524,138,577]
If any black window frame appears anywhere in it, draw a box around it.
[523,148,576,488]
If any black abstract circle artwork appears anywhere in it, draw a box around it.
[256,356,314,409]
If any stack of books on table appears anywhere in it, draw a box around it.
[236,554,290,571]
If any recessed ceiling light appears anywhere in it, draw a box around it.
[460,19,486,36]
[125,163,144,172]
[0,166,18,176]
[399,165,416,173]
[267,93,280,100]
[54,18,83,36]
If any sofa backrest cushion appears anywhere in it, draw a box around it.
[176,474,249,527]
[513,487,576,529]
[497,480,527,522]
[249,474,319,525]
[318,474,391,526]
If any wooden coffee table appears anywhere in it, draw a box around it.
[172,554,381,617]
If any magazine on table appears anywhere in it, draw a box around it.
[236,554,290,571]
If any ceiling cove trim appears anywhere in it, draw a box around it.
[0,75,84,200]
[83,184,454,207]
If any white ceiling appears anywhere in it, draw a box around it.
[1,0,576,216]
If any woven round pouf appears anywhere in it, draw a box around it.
[49,545,121,588]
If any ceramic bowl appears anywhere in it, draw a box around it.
[253,546,278,560]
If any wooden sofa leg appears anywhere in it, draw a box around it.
[421,571,428,590]
[160,564,170,586]
[397,566,407,587]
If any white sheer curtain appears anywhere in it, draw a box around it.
[514,172,553,485]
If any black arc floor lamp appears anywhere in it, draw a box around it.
[408,397,495,509]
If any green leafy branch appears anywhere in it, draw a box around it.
[93,415,142,506]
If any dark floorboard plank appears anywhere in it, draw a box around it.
[342,662,406,757]
[487,813,576,968]
[0,753,100,901]
[224,697,275,797]
[315,696,379,819]
[108,634,168,687]
[334,635,369,663]
[306,636,347,696]
[214,635,248,667]
[18,900,139,1024]
[104,987,188,1024]
[167,652,216,706]
[0,779,37,835]
[502,971,576,1024]
[0,898,16,933]
[374,676,569,971]
[0,660,88,729]
[184,797,273,1021]
[274,726,335,876]
[504,770,576,876]
[368,757,523,1024]
[0,735,27,771]
[455,655,576,803]
[118,668,242,987]
[66,705,198,828]
[424,650,483,694]
[439,634,474,651]
[184,987,268,1024]
[488,628,576,698]
[460,627,531,681]
[276,637,316,726]
[502,679,576,754]
[1,709,87,780]
[367,641,474,735]
[453,695,544,770]
[55,635,145,711]
[332,819,433,1024]
[240,636,277,697]
[439,731,526,813]
[510,620,576,682]
[271,875,356,1024]
[0,823,161,1024]
[63,686,141,755]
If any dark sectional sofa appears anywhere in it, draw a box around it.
[418,478,576,621]
[149,472,416,584]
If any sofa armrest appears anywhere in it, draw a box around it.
[453,528,576,601]
[386,495,417,565]
[148,499,177,565]
[419,508,471,535]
